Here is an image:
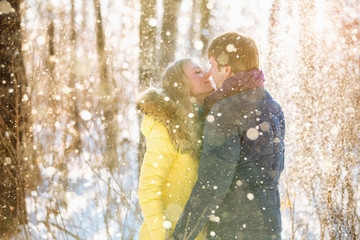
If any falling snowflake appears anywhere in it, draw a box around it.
[226,43,237,52]
[207,115,215,122]
[148,18,157,27]
[162,220,172,229]
[80,110,92,121]
[247,193,254,201]
[246,128,259,140]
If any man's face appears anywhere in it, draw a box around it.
[208,56,230,89]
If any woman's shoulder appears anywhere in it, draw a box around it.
[141,115,169,138]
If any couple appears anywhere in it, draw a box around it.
[137,32,285,240]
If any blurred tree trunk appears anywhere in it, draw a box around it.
[139,0,157,89]
[138,0,157,173]
[158,0,182,74]
[297,1,328,237]
[326,3,360,238]
[298,0,317,164]
[266,0,280,93]
[189,0,197,56]
[93,0,118,171]
[199,0,211,58]
[46,4,55,79]
[67,0,82,155]
[0,0,28,236]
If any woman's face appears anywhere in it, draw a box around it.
[184,60,215,100]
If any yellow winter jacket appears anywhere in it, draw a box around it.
[137,88,205,240]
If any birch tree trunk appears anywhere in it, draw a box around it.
[0,0,28,236]
[266,0,280,92]
[189,0,197,56]
[93,0,118,171]
[139,0,157,89]
[158,0,182,74]
[67,0,82,155]
[199,0,211,58]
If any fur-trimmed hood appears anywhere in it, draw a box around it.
[137,87,200,153]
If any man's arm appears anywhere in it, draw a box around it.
[172,107,241,240]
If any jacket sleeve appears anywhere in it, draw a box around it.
[172,105,241,240]
[138,120,178,240]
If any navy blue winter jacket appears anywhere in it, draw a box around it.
[172,87,285,240]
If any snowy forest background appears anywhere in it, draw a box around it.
[0,0,359,239]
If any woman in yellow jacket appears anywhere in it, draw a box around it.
[137,58,215,240]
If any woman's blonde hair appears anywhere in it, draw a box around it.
[161,58,202,156]
[161,58,193,112]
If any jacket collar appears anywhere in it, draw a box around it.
[204,69,265,115]
[137,87,200,153]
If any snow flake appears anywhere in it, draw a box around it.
[36,36,46,45]
[236,180,243,186]
[260,122,270,131]
[188,113,194,118]
[164,96,170,101]
[148,18,157,27]
[44,166,56,177]
[210,231,216,237]
[22,94,29,102]
[207,115,215,122]
[62,86,72,94]
[206,2,214,9]
[194,40,204,51]
[247,193,254,201]
[255,109,262,115]
[162,220,172,229]
[209,215,220,222]
[54,121,61,128]
[226,43,237,52]
[80,110,92,121]
[246,128,259,140]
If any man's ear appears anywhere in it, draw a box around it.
[224,65,232,78]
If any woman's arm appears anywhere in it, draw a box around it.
[138,120,177,240]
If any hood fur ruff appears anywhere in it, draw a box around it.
[137,87,200,153]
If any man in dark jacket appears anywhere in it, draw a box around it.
[172,32,285,240]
